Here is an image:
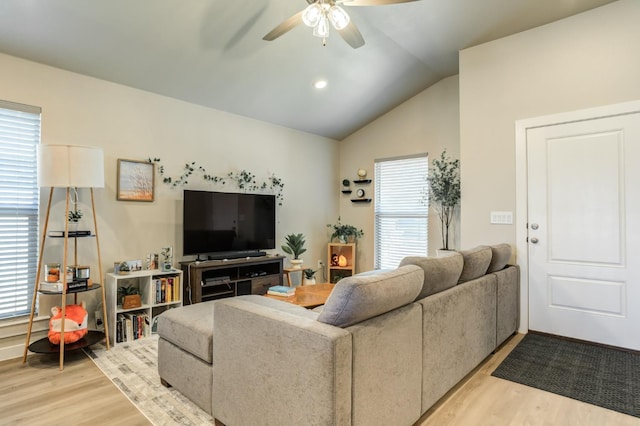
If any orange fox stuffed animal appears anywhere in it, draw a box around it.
[48,301,88,345]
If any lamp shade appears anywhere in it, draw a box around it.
[38,144,104,188]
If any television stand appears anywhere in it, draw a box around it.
[180,255,283,304]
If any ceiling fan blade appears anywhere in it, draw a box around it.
[341,0,420,5]
[338,21,365,49]
[263,11,304,41]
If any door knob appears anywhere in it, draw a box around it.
[531,223,539,230]
[530,237,539,244]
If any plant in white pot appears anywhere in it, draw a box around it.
[428,149,460,253]
[303,268,317,285]
[67,209,82,232]
[281,233,307,268]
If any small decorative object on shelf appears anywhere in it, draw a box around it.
[161,246,173,271]
[117,261,131,275]
[356,188,365,198]
[45,263,61,283]
[357,168,367,178]
[119,286,142,309]
[67,209,82,229]
[341,179,352,194]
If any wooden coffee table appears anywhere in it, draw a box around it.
[264,283,335,308]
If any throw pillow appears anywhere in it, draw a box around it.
[487,243,512,273]
[399,252,463,300]
[317,265,423,328]
[458,246,492,283]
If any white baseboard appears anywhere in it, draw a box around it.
[0,344,26,362]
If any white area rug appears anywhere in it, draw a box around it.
[84,335,213,425]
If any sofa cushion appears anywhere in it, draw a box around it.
[158,300,216,363]
[399,252,464,300]
[458,246,492,283]
[487,243,512,273]
[317,265,423,327]
[157,295,317,364]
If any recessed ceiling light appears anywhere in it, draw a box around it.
[314,80,328,89]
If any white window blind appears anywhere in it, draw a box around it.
[374,155,428,270]
[0,101,41,320]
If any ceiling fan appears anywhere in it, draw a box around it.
[263,0,419,49]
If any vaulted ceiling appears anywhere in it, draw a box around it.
[0,0,616,140]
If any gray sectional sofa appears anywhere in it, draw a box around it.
[157,244,519,425]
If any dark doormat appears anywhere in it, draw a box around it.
[492,333,640,418]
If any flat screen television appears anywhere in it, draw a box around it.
[183,190,276,259]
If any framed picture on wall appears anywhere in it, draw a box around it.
[117,159,155,202]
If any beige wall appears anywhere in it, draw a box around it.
[339,75,460,271]
[0,53,338,358]
[459,0,640,253]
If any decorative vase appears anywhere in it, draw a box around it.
[338,236,347,244]
[436,249,456,257]
[290,259,303,269]
[303,278,316,285]
[68,221,79,233]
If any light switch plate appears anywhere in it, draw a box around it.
[490,211,513,225]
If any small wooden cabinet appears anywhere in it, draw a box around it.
[180,256,284,304]
[327,243,356,283]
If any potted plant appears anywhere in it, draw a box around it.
[428,149,460,252]
[67,209,82,231]
[118,286,141,309]
[117,260,131,275]
[303,268,317,285]
[327,217,364,243]
[281,233,307,268]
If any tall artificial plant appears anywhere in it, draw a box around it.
[428,150,460,251]
[281,233,307,259]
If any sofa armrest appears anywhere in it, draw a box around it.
[212,297,353,426]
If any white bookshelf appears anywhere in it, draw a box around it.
[105,269,183,347]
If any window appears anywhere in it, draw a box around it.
[374,154,428,270]
[0,101,41,320]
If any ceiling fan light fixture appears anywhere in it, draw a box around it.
[302,3,322,27]
[313,15,330,38]
[328,5,350,30]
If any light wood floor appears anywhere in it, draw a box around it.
[418,334,640,425]
[2,336,639,425]
[0,350,150,425]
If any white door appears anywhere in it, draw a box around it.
[527,112,640,350]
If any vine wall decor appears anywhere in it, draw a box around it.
[148,158,285,205]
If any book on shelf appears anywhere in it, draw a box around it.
[116,312,150,343]
[153,275,181,304]
[48,230,92,237]
[39,281,64,292]
[267,285,295,297]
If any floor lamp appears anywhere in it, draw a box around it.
[23,144,110,370]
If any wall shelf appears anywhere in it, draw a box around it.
[353,179,372,184]
[351,198,372,203]
[341,190,352,194]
